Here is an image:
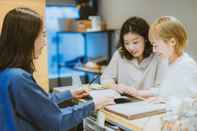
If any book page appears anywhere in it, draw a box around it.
[89,89,121,99]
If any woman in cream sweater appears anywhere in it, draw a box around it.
[101,16,168,96]
[129,16,197,99]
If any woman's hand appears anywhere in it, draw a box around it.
[113,84,138,96]
[71,89,89,99]
[145,96,167,104]
[92,96,115,110]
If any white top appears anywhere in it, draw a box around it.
[101,50,168,90]
[158,53,197,98]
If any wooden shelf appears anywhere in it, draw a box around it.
[73,65,103,74]
[57,29,116,34]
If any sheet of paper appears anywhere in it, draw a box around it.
[89,89,121,99]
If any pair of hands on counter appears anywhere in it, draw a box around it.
[70,84,142,111]
[112,84,138,96]
[70,84,140,111]
[112,84,156,99]
[71,89,115,110]
[70,84,161,110]
[112,84,166,103]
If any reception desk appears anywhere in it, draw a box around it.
[54,86,165,131]
[100,109,164,131]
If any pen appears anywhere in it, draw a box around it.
[89,74,100,85]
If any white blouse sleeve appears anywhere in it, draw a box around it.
[150,55,169,96]
[155,55,169,86]
[186,68,197,97]
[100,51,120,84]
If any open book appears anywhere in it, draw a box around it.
[105,101,166,120]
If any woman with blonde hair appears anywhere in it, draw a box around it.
[136,16,197,98]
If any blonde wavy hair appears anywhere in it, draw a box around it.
[149,16,188,56]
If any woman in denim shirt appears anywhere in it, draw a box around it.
[0,7,114,131]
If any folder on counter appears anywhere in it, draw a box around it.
[105,101,166,120]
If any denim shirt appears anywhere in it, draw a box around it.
[0,68,95,131]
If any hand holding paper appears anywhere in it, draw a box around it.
[90,89,118,110]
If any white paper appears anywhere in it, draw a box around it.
[89,89,121,99]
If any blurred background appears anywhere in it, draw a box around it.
[45,0,197,89]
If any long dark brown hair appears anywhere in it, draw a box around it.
[0,7,42,73]
[117,16,152,60]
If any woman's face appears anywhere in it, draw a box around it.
[151,36,175,59]
[34,31,46,59]
[123,32,145,59]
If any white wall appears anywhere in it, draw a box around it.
[99,0,197,60]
